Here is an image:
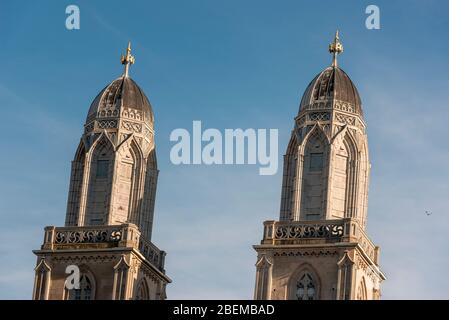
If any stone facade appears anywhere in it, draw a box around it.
[33,44,170,300]
[254,33,385,300]
[33,224,167,300]
[254,219,383,300]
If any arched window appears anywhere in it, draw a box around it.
[85,136,114,225]
[113,140,140,225]
[65,142,86,226]
[135,279,150,300]
[357,278,367,300]
[300,128,329,220]
[296,272,317,300]
[68,274,93,300]
[279,135,299,221]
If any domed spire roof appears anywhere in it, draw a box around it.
[87,76,154,123]
[86,42,154,124]
[299,66,362,115]
[298,31,363,117]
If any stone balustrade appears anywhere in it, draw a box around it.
[41,223,165,271]
[261,218,379,264]
[138,236,166,272]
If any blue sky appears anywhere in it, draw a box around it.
[1,0,449,299]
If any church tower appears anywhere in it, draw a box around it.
[253,32,385,300]
[32,43,171,300]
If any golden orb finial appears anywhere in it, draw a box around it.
[329,30,343,67]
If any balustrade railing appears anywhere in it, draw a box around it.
[41,223,165,271]
[139,237,165,271]
[53,226,122,244]
[261,218,378,263]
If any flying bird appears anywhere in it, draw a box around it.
[425,211,432,216]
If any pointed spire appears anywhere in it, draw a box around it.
[120,41,135,77]
[329,30,343,67]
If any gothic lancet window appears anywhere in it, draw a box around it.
[357,278,367,300]
[96,160,109,178]
[85,137,114,225]
[65,143,86,226]
[135,280,150,300]
[296,272,317,300]
[309,153,324,171]
[300,129,329,220]
[68,274,93,300]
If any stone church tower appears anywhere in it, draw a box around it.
[32,43,170,300]
[253,32,385,300]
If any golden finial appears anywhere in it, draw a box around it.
[120,41,135,77]
[329,30,343,67]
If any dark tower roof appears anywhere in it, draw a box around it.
[299,66,363,116]
[299,30,363,117]
[87,76,154,122]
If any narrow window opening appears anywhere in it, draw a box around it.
[296,273,317,300]
[96,160,109,178]
[309,153,323,171]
